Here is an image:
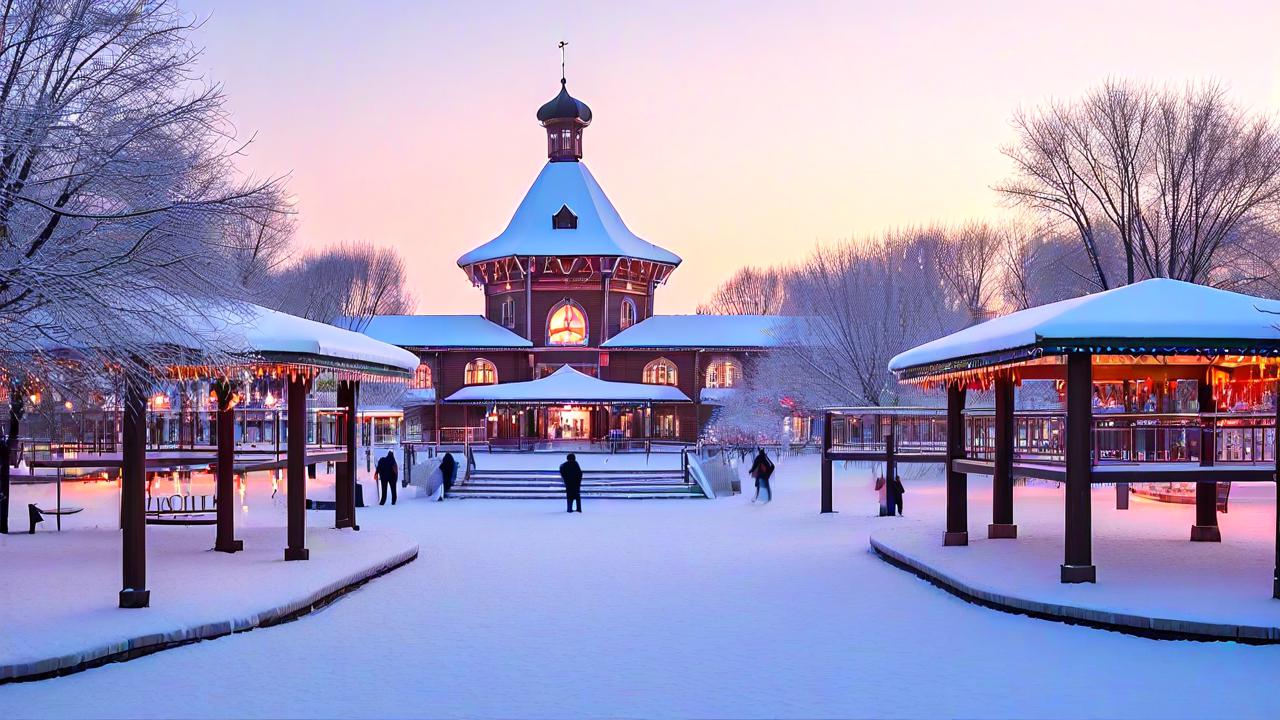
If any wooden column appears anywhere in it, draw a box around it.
[335,380,359,530]
[213,381,242,553]
[989,376,1017,538]
[433,352,442,445]
[1192,372,1220,541]
[882,432,897,517]
[820,411,834,514]
[119,376,150,608]
[944,383,968,546]
[600,270,612,343]
[284,375,310,561]
[1062,353,1096,583]
[1273,380,1279,599]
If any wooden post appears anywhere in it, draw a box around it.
[1192,371,1220,541]
[601,269,611,343]
[285,375,310,561]
[120,375,150,608]
[989,376,1017,538]
[1062,353,1096,583]
[820,411,834,514]
[1273,379,1279,599]
[213,380,242,553]
[882,432,897,517]
[944,383,968,546]
[335,380,358,530]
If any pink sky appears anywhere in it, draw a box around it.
[180,0,1280,314]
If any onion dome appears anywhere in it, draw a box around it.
[537,79,592,125]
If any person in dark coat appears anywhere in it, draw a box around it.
[888,473,905,516]
[560,452,583,513]
[439,452,457,497]
[749,449,774,503]
[374,451,398,505]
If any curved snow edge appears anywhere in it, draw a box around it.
[0,542,420,684]
[869,533,1280,644]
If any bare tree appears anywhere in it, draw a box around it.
[1000,80,1280,289]
[696,266,786,315]
[269,241,413,329]
[936,221,1003,324]
[781,229,963,406]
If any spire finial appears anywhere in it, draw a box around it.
[558,40,568,83]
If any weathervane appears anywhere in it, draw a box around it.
[558,40,568,82]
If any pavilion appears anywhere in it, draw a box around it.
[28,301,419,608]
[884,278,1280,597]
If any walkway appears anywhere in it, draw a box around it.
[1,456,1278,718]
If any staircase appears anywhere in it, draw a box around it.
[447,468,705,499]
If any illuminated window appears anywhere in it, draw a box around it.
[620,298,637,330]
[464,358,498,385]
[705,357,740,388]
[643,357,678,386]
[410,363,433,389]
[546,300,588,346]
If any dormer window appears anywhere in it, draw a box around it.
[552,205,577,230]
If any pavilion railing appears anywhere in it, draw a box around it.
[826,407,1277,466]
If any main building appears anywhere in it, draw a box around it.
[361,74,791,444]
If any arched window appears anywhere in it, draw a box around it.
[547,299,588,346]
[410,362,433,389]
[620,298,637,330]
[464,358,498,385]
[643,357,678,386]
[705,357,741,388]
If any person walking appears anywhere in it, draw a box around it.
[560,452,583,513]
[888,473,905,516]
[749,448,774,503]
[374,450,398,505]
[439,452,457,499]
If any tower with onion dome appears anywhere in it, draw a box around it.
[456,72,681,356]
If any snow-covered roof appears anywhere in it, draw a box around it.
[445,365,691,404]
[890,279,1280,379]
[602,315,794,349]
[173,302,420,376]
[457,161,681,267]
[360,315,532,349]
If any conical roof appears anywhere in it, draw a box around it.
[457,161,681,267]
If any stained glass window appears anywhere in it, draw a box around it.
[547,301,588,345]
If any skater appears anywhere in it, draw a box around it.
[375,450,398,505]
[749,448,774,503]
[560,452,583,513]
[439,452,457,497]
[889,473,905,516]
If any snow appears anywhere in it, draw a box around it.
[1,456,1278,718]
[176,302,421,375]
[456,161,681,267]
[890,278,1280,375]
[360,315,532,349]
[602,314,795,349]
[871,481,1280,637]
[0,468,418,682]
[444,364,691,403]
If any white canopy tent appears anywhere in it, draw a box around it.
[444,364,691,405]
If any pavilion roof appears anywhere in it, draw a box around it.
[889,279,1280,381]
[177,302,420,378]
[444,364,691,404]
[456,161,681,267]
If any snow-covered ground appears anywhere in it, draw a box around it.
[0,452,1278,718]
[872,478,1280,637]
